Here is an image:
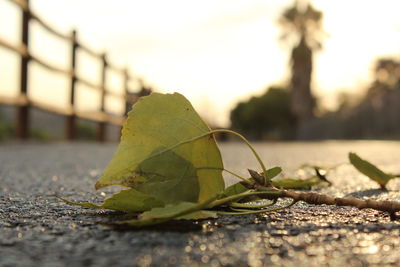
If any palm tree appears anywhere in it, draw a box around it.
[279,1,324,121]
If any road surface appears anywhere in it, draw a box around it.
[1,141,400,266]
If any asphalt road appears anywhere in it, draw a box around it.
[1,141,400,266]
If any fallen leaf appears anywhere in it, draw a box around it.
[349,152,394,189]
[95,93,225,203]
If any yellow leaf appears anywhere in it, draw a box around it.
[95,93,224,203]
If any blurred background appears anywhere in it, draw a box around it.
[1,0,400,141]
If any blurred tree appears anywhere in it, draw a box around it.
[361,58,400,137]
[230,87,297,140]
[279,0,324,121]
[296,57,400,140]
[368,58,400,96]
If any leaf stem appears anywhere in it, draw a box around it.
[209,190,283,208]
[223,169,253,185]
[229,198,277,209]
[196,167,253,186]
[134,128,268,184]
[210,129,269,184]
[217,199,297,215]
[282,190,400,216]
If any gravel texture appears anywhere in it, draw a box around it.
[1,141,400,266]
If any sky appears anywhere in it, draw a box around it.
[1,0,400,126]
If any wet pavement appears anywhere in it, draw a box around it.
[1,141,400,266]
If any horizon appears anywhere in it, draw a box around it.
[1,0,400,126]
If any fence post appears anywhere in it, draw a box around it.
[66,29,77,140]
[16,0,30,139]
[123,68,130,116]
[97,53,107,142]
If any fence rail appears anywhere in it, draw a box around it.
[0,0,147,141]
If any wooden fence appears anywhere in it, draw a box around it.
[0,0,146,141]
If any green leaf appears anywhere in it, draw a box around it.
[265,167,282,180]
[95,93,224,203]
[223,182,248,197]
[60,188,164,212]
[112,200,218,227]
[223,175,325,194]
[271,164,331,189]
[271,176,323,189]
[223,165,328,194]
[349,152,394,189]
[222,166,281,198]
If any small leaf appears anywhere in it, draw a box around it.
[112,199,218,227]
[349,152,394,189]
[223,165,327,194]
[222,166,283,197]
[265,167,282,180]
[60,188,164,212]
[271,164,332,189]
[248,167,282,185]
[271,176,323,189]
[95,93,225,203]
[223,182,248,197]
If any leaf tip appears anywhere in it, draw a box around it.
[348,152,358,162]
[94,181,104,190]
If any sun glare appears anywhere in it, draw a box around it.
[313,1,400,91]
